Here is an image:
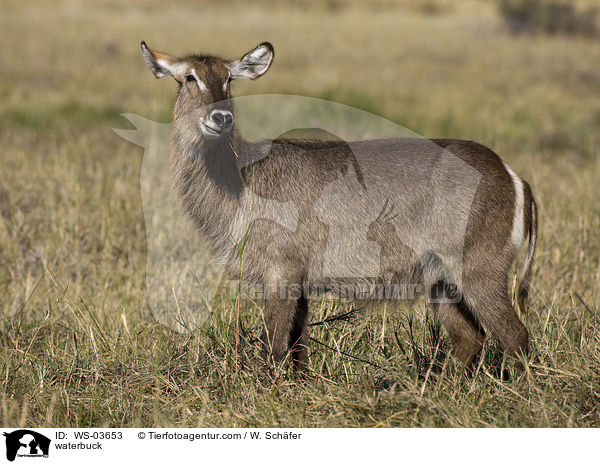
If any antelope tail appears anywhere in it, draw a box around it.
[517,184,538,314]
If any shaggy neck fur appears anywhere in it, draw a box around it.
[170,119,245,261]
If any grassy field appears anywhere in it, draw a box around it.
[1,0,599,427]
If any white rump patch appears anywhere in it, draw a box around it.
[503,161,525,253]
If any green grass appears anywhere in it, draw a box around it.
[1,0,599,427]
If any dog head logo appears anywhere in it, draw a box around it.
[3,430,51,461]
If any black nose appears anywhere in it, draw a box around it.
[211,111,233,129]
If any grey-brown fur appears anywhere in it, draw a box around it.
[141,41,537,373]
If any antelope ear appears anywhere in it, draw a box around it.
[228,42,274,80]
[141,41,188,80]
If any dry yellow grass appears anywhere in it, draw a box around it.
[0,0,599,427]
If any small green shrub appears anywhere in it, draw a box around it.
[498,0,599,37]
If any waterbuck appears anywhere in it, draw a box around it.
[141,41,537,373]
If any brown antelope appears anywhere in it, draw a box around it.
[141,41,537,374]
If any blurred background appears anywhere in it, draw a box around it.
[0,0,599,427]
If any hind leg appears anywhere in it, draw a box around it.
[462,274,529,362]
[430,281,485,368]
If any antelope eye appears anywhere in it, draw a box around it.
[185,74,195,83]
[223,75,232,92]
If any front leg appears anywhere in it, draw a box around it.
[262,292,297,367]
[289,294,309,372]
